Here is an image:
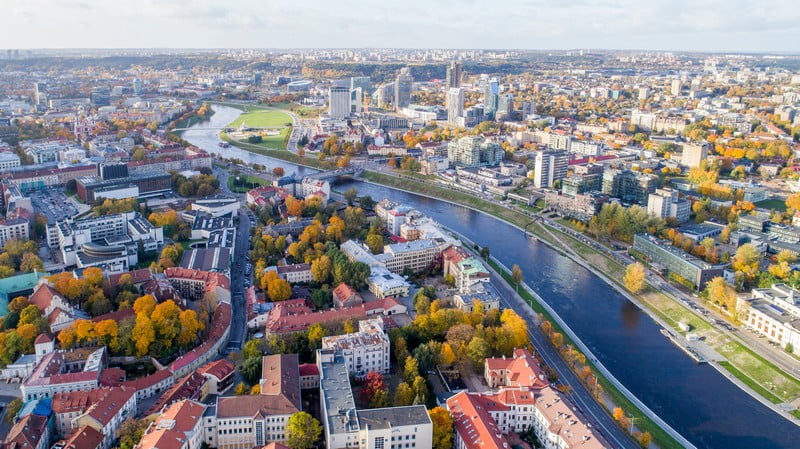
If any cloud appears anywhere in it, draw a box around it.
[0,0,797,51]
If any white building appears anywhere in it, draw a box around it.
[745,284,800,354]
[447,88,464,125]
[192,196,240,217]
[0,218,29,246]
[0,152,21,169]
[51,386,138,449]
[301,178,331,202]
[647,188,691,223]
[321,318,390,379]
[533,151,568,188]
[318,349,433,449]
[329,86,351,119]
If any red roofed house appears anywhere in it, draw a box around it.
[212,355,301,449]
[332,283,363,308]
[55,426,104,449]
[136,400,207,449]
[298,363,320,389]
[146,372,208,416]
[51,386,137,449]
[197,359,235,395]
[484,348,548,390]
[120,369,174,403]
[264,298,406,335]
[0,414,50,449]
[164,267,231,303]
[168,301,231,379]
[28,283,83,332]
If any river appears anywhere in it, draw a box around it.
[184,105,799,449]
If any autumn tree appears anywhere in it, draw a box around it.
[20,253,44,273]
[403,356,420,383]
[429,407,454,449]
[394,382,415,406]
[132,315,155,357]
[311,255,332,283]
[365,234,384,254]
[623,262,646,293]
[466,337,490,370]
[703,277,738,313]
[613,407,625,421]
[511,264,524,292]
[286,412,322,449]
[267,277,292,301]
[732,243,761,284]
[786,193,800,212]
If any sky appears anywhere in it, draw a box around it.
[2,0,799,53]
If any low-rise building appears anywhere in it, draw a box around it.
[632,234,726,289]
[321,318,390,378]
[212,355,302,449]
[1,413,50,449]
[745,284,800,354]
[0,217,29,246]
[192,195,240,217]
[136,400,207,449]
[332,283,363,308]
[52,386,137,449]
[164,267,231,303]
[275,263,313,284]
[318,349,433,449]
[544,191,609,221]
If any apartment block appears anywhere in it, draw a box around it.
[601,169,657,205]
[321,318,390,378]
[632,234,725,289]
[647,189,691,223]
[533,151,568,188]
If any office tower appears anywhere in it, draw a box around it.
[328,85,351,119]
[34,82,47,111]
[638,87,649,100]
[253,73,262,86]
[521,100,535,120]
[496,93,514,121]
[350,76,371,96]
[533,151,569,188]
[446,88,464,125]
[394,68,413,112]
[445,61,462,90]
[351,87,363,114]
[132,78,143,95]
[483,79,499,118]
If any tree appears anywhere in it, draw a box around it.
[703,277,738,312]
[267,277,292,301]
[132,315,155,357]
[429,407,454,449]
[311,255,332,283]
[234,382,248,395]
[286,412,323,449]
[365,234,384,254]
[638,431,652,447]
[273,167,286,177]
[4,398,22,423]
[359,195,375,210]
[613,407,625,421]
[511,264,524,292]
[439,342,456,368]
[623,262,646,293]
[370,388,390,408]
[117,419,148,449]
[307,323,326,349]
[394,382,415,406]
[466,337,490,370]
[732,243,761,284]
[412,375,429,405]
[20,253,44,273]
[344,188,358,206]
[786,193,800,212]
[403,356,420,383]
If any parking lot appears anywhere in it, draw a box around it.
[30,189,79,224]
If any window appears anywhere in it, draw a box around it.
[375,437,385,449]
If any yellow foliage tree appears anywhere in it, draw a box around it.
[623,262,646,293]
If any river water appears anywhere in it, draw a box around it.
[184,105,799,449]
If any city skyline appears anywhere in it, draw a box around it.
[2,0,800,53]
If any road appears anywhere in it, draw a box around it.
[484,256,640,449]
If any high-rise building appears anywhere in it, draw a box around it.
[447,136,503,167]
[678,142,709,168]
[533,151,569,188]
[483,79,499,117]
[602,169,657,205]
[671,79,682,96]
[350,76,371,95]
[521,100,535,120]
[638,87,649,100]
[496,93,514,120]
[132,78,143,95]
[446,88,464,125]
[328,85,351,119]
[647,188,691,223]
[350,87,363,114]
[445,61,462,90]
[34,82,47,111]
[394,68,413,111]
[90,87,110,107]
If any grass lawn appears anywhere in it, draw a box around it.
[712,339,800,402]
[226,109,293,128]
[237,128,291,150]
[718,361,784,404]
[228,175,271,193]
[755,198,787,212]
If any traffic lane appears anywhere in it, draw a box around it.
[491,271,638,449]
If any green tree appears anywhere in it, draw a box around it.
[286,412,323,449]
[3,398,22,423]
[344,188,358,206]
[394,382,415,406]
[117,419,148,449]
[403,356,420,384]
[412,375,429,405]
[365,234,384,254]
[467,337,490,370]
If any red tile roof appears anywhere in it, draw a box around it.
[1,414,49,449]
[197,359,234,380]
[121,369,173,390]
[298,363,319,377]
[58,426,104,449]
[146,373,207,416]
[34,332,53,344]
[447,391,508,449]
[164,267,231,291]
[52,387,135,427]
[216,355,301,419]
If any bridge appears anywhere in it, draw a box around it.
[306,166,365,182]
